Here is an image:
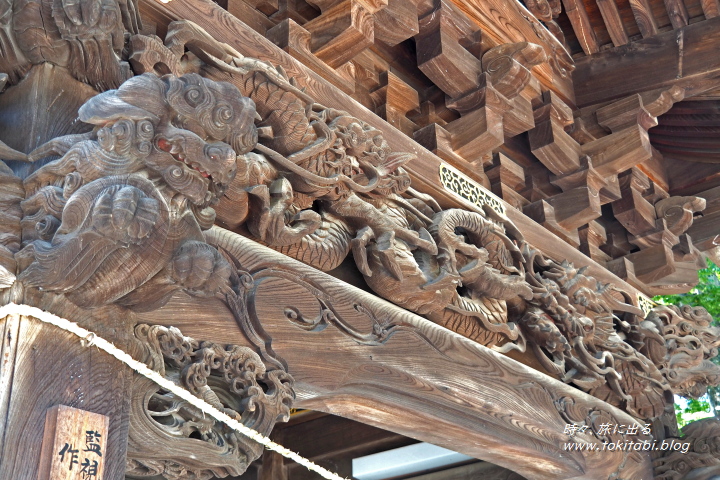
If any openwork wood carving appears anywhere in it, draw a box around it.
[126,324,294,480]
[654,418,720,480]
[0,8,715,429]
[640,305,720,399]
[0,4,717,479]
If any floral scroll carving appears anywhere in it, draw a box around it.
[126,324,294,480]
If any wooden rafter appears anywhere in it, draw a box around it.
[595,0,629,47]
[574,16,720,106]
[560,0,600,54]
[700,0,720,18]
[627,0,659,38]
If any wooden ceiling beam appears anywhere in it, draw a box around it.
[663,0,689,29]
[700,0,720,18]
[574,16,720,106]
[628,0,659,37]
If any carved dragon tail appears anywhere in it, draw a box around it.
[270,214,353,272]
[428,294,522,348]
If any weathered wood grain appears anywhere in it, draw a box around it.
[546,186,601,230]
[0,315,132,480]
[561,0,599,54]
[0,312,20,454]
[523,199,581,246]
[583,125,653,177]
[448,0,575,105]
[37,406,109,480]
[138,0,651,306]
[574,16,720,106]
[700,0,720,17]
[663,0,690,29]
[259,448,288,480]
[132,226,652,480]
[529,108,581,175]
[628,0,659,37]
[304,0,374,68]
[415,4,484,100]
[578,221,611,263]
[266,19,356,94]
[373,0,419,46]
[370,71,420,135]
[595,0,629,46]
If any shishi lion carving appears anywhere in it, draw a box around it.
[18,72,256,310]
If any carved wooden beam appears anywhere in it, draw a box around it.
[574,16,720,107]
[138,0,651,305]
[654,418,720,479]
[133,227,653,480]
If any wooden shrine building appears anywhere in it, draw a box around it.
[0,0,720,478]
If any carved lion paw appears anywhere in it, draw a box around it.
[170,241,232,296]
[92,186,160,244]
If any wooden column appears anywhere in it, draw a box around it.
[0,305,132,480]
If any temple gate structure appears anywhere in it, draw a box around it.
[0,0,719,478]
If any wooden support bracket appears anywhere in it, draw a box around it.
[304,0,375,68]
[266,19,356,93]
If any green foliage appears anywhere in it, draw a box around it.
[654,261,720,422]
[675,398,713,427]
[655,261,720,319]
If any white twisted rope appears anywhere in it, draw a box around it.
[0,303,348,480]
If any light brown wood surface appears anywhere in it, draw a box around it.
[37,406,109,480]
[0,314,131,480]
[132,226,653,480]
[138,0,650,300]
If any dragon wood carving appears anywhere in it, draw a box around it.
[654,418,720,480]
[0,4,716,466]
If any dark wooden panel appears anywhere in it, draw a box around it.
[574,16,720,106]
